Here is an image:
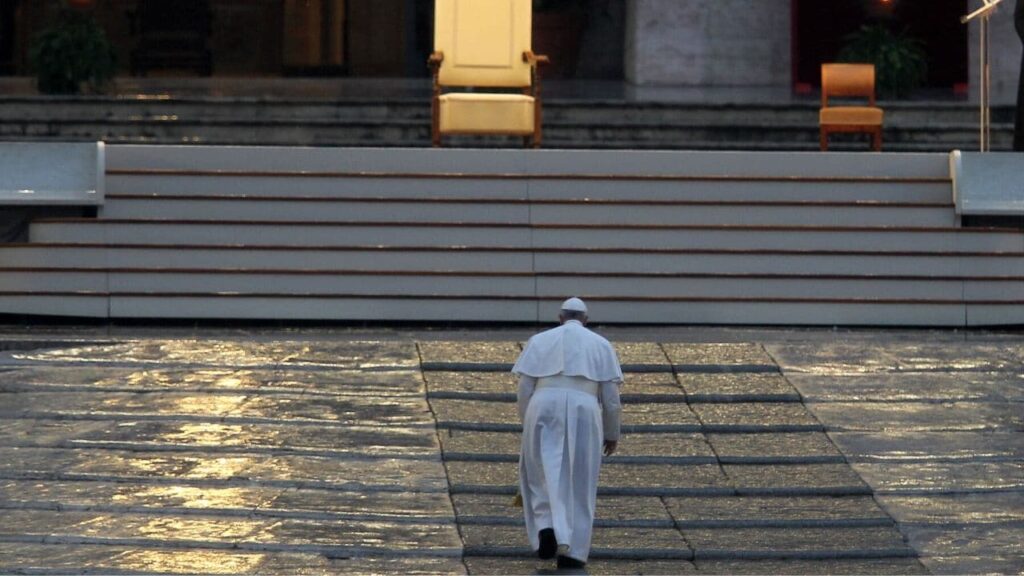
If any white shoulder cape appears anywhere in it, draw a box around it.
[512,320,623,383]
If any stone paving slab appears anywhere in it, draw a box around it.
[430,398,519,425]
[806,401,1024,432]
[722,464,869,494]
[451,494,674,526]
[681,525,912,557]
[852,461,1024,494]
[0,447,450,492]
[0,391,436,427]
[0,543,469,575]
[432,398,704,429]
[418,341,521,364]
[900,523,1024,558]
[464,556,697,575]
[425,371,687,400]
[662,343,774,366]
[423,371,517,396]
[0,480,456,521]
[920,554,1024,576]
[664,496,890,526]
[694,558,929,574]
[876,492,1024,524]
[766,342,1021,374]
[706,432,842,460]
[786,372,1024,402]
[10,340,421,369]
[439,430,715,461]
[621,372,687,397]
[0,508,463,555]
[677,372,799,401]
[445,461,729,494]
[0,366,427,395]
[459,524,691,557]
[612,342,672,365]
[689,403,820,428]
[0,480,275,513]
[1,419,439,457]
[830,431,1023,462]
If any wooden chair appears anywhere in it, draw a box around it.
[428,0,548,148]
[820,63,884,152]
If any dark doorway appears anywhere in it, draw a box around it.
[794,0,969,91]
[0,0,16,75]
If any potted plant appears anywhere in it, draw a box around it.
[29,3,117,95]
[838,23,927,99]
[533,0,585,79]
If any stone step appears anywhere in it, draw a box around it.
[0,98,1010,125]
[3,120,1011,151]
[104,145,950,178]
[0,98,1014,150]
[7,293,1021,325]
[3,270,1022,302]
[106,174,953,203]
[98,196,957,228]
[27,220,1024,252]
[6,245,1024,276]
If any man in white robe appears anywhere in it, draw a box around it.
[512,297,623,569]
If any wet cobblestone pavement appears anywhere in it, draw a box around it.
[0,328,1019,574]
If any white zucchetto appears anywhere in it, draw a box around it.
[561,297,588,313]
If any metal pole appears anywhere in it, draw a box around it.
[982,14,991,151]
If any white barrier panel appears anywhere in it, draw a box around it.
[0,142,104,205]
[950,150,1024,216]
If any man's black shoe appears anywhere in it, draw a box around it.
[537,528,557,559]
[556,555,586,569]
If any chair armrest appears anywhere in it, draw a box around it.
[523,51,550,66]
[428,51,445,71]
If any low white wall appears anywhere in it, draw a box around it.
[0,142,105,205]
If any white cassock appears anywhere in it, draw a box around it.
[512,319,623,563]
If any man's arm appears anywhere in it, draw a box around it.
[599,380,622,455]
[517,375,537,421]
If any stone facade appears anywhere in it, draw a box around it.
[624,0,1022,104]
[968,1,1022,104]
[625,0,792,87]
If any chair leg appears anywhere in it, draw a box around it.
[871,129,882,152]
[820,129,829,152]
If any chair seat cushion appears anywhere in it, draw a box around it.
[439,93,535,135]
[820,106,884,126]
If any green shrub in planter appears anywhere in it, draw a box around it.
[30,9,117,95]
[838,23,927,99]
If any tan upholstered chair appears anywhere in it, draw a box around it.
[428,0,548,148]
[820,64,884,152]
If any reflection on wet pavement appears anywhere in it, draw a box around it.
[766,340,1024,575]
[0,333,1018,574]
[0,338,459,573]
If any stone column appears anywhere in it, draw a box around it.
[967,1,1022,104]
[625,0,792,86]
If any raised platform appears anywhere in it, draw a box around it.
[1,146,1022,326]
[0,78,1015,151]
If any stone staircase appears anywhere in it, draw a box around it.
[419,340,928,573]
[2,145,1023,326]
[0,95,1015,151]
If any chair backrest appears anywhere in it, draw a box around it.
[821,63,876,107]
[434,0,533,88]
